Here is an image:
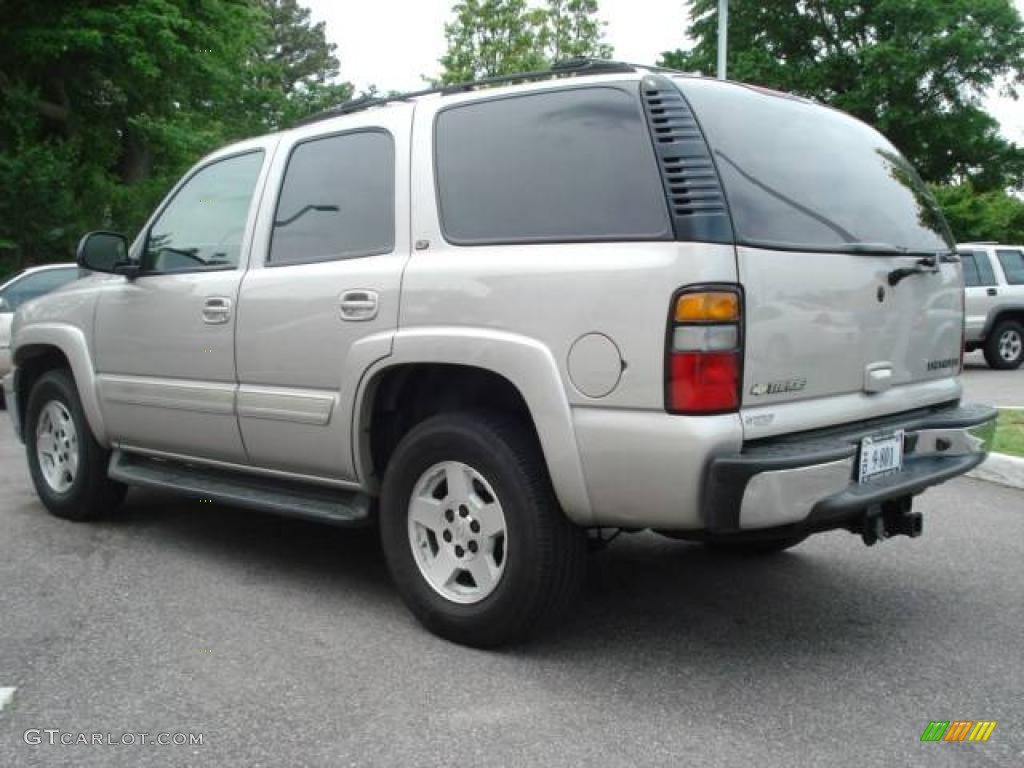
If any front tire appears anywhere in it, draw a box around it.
[380,411,586,648]
[25,368,126,520]
[984,320,1024,369]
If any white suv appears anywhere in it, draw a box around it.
[0,263,80,381]
[3,61,997,646]
[959,242,1024,369]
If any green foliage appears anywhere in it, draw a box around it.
[0,0,351,273]
[992,409,1024,458]
[661,0,1024,192]
[930,183,1024,243]
[544,0,613,62]
[439,0,549,83]
[438,0,612,84]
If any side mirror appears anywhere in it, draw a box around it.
[0,297,10,313]
[76,231,131,275]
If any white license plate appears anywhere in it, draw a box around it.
[858,431,904,483]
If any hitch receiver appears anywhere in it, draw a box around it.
[857,498,923,546]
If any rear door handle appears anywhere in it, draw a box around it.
[987,288,998,296]
[202,297,232,324]
[339,290,379,321]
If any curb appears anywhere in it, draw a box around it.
[967,452,1024,491]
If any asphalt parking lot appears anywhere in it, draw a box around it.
[0,415,1022,768]
[962,351,1024,406]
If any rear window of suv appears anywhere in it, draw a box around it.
[434,86,671,245]
[675,78,953,253]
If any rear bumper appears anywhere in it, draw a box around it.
[703,402,997,534]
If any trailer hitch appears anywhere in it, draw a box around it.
[857,498,923,546]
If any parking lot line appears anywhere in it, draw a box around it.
[0,687,15,712]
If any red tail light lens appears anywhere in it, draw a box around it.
[666,287,742,414]
[669,352,739,412]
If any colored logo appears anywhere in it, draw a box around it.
[920,721,997,742]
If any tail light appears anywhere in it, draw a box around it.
[666,286,742,414]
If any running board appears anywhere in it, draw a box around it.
[108,450,372,526]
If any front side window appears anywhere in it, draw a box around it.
[435,86,671,244]
[268,130,394,266]
[0,267,79,311]
[677,78,954,253]
[143,151,264,273]
[996,249,1024,285]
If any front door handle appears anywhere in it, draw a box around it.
[202,297,232,324]
[987,288,998,296]
[339,290,379,321]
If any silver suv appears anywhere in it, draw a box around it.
[3,62,997,647]
[958,242,1024,369]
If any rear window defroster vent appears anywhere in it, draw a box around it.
[640,75,733,244]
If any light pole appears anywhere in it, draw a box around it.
[717,0,729,80]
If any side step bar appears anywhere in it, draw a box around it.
[108,450,372,526]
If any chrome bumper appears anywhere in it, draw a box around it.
[704,403,997,532]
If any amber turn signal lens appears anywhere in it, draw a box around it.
[674,291,739,323]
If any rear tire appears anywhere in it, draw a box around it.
[379,410,586,648]
[983,320,1024,369]
[25,368,126,521]
[704,534,808,556]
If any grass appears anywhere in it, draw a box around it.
[992,409,1024,458]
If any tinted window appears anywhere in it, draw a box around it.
[677,78,953,252]
[1,268,79,310]
[960,252,981,286]
[435,87,671,244]
[269,131,394,266]
[967,250,997,286]
[144,151,264,273]
[996,249,1024,285]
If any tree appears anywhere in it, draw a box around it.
[247,0,353,132]
[439,0,549,84]
[660,0,1024,191]
[544,0,613,63]
[0,0,352,273]
[0,0,265,270]
[437,0,613,84]
[931,183,1024,243]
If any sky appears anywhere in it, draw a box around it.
[303,0,1023,144]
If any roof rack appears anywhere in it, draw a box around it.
[294,59,680,127]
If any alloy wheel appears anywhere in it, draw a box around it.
[35,400,79,494]
[407,461,508,605]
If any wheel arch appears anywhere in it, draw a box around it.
[984,306,1024,337]
[13,324,107,445]
[353,328,593,524]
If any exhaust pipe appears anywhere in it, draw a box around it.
[858,498,923,546]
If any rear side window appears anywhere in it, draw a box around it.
[959,250,997,287]
[269,130,394,266]
[996,249,1024,285]
[960,252,981,286]
[434,86,671,244]
[676,78,953,253]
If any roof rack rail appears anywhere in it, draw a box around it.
[294,58,680,127]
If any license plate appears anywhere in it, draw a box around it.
[858,430,904,483]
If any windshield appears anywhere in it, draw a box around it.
[674,77,954,253]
